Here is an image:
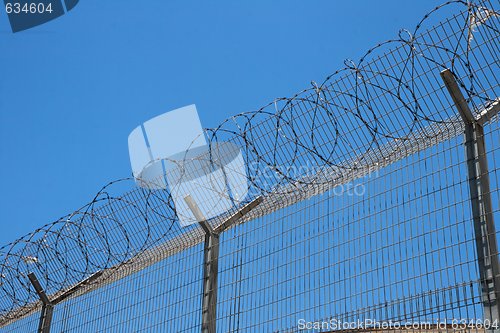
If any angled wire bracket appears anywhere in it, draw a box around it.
[28,271,103,333]
[441,69,500,125]
[28,273,53,333]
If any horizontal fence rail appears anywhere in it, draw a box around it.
[0,0,499,332]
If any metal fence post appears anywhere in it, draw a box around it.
[28,273,53,333]
[185,195,262,333]
[27,271,103,333]
[201,229,219,333]
[441,69,500,327]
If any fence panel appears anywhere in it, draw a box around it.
[0,0,499,332]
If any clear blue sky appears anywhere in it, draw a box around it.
[0,0,448,246]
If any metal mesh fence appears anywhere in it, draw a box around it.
[0,0,499,332]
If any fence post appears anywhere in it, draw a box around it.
[185,195,262,333]
[28,273,53,333]
[27,271,103,333]
[441,69,500,328]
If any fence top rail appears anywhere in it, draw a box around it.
[0,0,498,324]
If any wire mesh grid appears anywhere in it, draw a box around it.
[0,0,499,332]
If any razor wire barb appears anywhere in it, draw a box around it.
[0,0,499,325]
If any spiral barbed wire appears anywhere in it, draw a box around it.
[0,0,498,323]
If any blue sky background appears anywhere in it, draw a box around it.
[0,0,448,246]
